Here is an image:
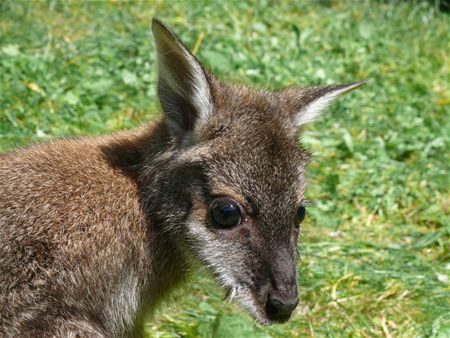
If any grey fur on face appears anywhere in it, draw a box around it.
[0,18,365,337]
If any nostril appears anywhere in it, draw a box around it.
[265,295,298,322]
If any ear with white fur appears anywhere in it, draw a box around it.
[283,81,366,127]
[151,19,213,138]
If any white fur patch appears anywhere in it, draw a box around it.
[152,19,213,131]
[294,81,366,127]
[187,57,213,124]
[184,219,269,324]
[158,53,212,125]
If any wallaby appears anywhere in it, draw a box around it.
[0,19,365,337]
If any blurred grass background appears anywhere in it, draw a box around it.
[1,0,449,337]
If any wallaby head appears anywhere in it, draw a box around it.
[147,19,365,324]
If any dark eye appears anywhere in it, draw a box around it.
[210,198,242,229]
[295,206,306,227]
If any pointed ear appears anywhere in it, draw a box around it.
[282,81,366,127]
[151,19,213,138]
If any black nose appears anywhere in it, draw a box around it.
[265,294,298,322]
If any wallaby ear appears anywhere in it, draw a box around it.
[151,19,213,138]
[283,81,366,127]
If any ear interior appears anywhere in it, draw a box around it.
[151,19,213,136]
[290,80,367,127]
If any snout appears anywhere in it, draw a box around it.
[231,278,299,325]
[265,293,298,322]
[257,252,299,323]
[228,248,299,324]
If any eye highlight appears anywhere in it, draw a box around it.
[210,198,242,229]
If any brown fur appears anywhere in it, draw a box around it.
[1,125,186,336]
[0,19,364,337]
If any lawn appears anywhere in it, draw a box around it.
[1,0,449,337]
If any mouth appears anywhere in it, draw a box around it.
[250,301,296,326]
[225,286,297,325]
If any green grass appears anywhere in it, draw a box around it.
[1,0,449,337]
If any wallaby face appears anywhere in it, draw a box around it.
[149,20,364,325]
[0,18,364,337]
[172,128,307,324]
